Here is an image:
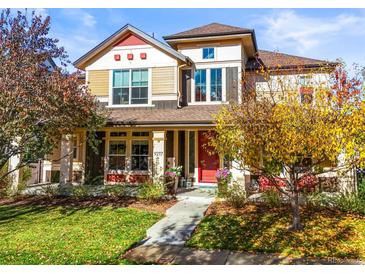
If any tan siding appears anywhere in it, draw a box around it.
[152,67,176,94]
[87,70,109,96]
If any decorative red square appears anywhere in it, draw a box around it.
[140,52,147,59]
[114,54,121,61]
[127,53,134,60]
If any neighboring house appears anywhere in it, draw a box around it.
[42,23,354,191]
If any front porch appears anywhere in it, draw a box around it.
[47,128,238,187]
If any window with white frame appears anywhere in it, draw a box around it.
[202,47,214,59]
[131,140,149,171]
[112,69,148,105]
[210,68,222,101]
[194,68,223,102]
[195,69,207,101]
[109,141,126,171]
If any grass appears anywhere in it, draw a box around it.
[0,201,163,264]
[187,202,365,260]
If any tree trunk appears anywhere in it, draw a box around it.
[289,182,303,230]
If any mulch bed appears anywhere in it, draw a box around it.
[206,200,365,219]
[0,195,177,214]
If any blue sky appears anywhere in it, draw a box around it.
[27,8,365,71]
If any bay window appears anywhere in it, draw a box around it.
[195,69,207,102]
[194,68,223,102]
[112,69,148,105]
[210,68,222,101]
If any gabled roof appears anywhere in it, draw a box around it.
[73,24,190,70]
[246,50,338,71]
[163,23,254,40]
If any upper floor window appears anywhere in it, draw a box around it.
[112,69,148,105]
[202,48,214,59]
[299,75,313,104]
[210,68,222,101]
[195,69,207,102]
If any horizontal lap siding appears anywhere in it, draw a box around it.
[152,67,176,95]
[87,70,109,96]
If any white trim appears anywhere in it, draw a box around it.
[166,33,252,43]
[222,67,227,102]
[96,96,109,103]
[113,45,152,51]
[107,104,155,108]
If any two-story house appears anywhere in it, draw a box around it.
[43,23,346,190]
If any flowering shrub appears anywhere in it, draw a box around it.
[216,168,232,198]
[258,176,286,191]
[164,166,183,179]
[297,175,318,192]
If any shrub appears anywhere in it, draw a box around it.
[262,188,282,208]
[216,168,232,198]
[40,184,60,198]
[102,185,127,197]
[71,186,89,198]
[306,191,335,208]
[334,193,365,215]
[226,181,246,208]
[0,163,13,197]
[137,182,165,202]
[258,176,286,191]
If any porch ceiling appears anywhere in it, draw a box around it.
[106,105,223,125]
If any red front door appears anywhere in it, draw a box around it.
[198,131,220,183]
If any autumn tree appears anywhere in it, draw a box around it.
[0,9,106,187]
[211,59,365,230]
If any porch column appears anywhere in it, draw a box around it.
[8,144,21,194]
[152,131,165,180]
[59,134,73,188]
[337,153,357,193]
[173,130,179,167]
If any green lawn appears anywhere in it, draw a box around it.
[0,202,163,264]
[187,203,365,260]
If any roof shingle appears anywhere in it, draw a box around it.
[246,50,337,70]
[163,23,253,40]
[107,105,222,125]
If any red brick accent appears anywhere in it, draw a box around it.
[127,53,134,60]
[107,174,149,184]
[140,52,147,59]
[114,54,121,61]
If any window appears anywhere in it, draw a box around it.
[131,69,148,104]
[195,69,207,102]
[131,140,149,171]
[110,131,127,137]
[73,137,78,160]
[109,141,126,171]
[112,70,129,105]
[132,131,149,137]
[210,68,222,101]
[202,48,214,59]
[112,69,148,105]
[299,75,313,104]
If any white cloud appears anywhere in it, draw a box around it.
[256,10,365,54]
[62,9,96,28]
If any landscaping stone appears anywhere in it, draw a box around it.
[172,247,230,265]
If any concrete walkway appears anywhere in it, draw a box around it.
[142,188,215,246]
[123,244,365,265]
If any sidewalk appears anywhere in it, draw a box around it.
[142,188,215,246]
[123,244,365,265]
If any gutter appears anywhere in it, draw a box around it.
[177,63,189,109]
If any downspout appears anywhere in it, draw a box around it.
[177,62,189,109]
